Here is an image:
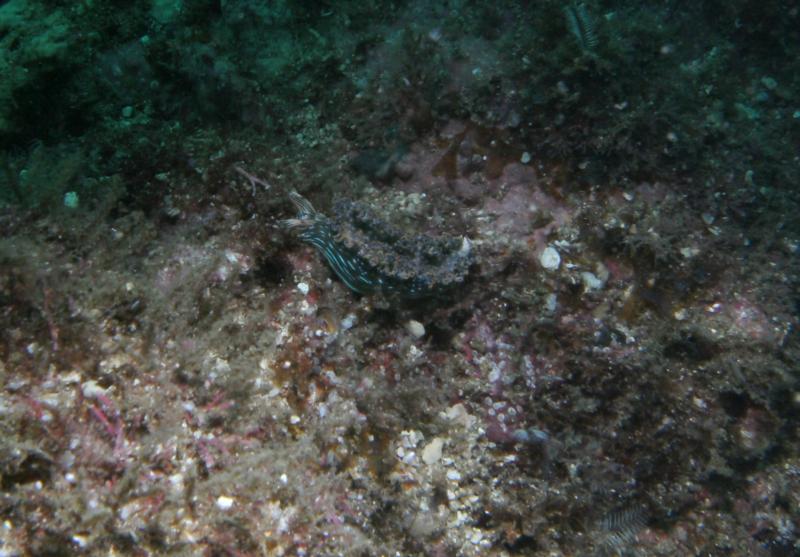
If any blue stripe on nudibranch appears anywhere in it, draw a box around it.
[283,191,472,298]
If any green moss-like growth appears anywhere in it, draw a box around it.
[0,0,74,136]
[1,144,84,210]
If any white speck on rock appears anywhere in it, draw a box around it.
[446,470,462,481]
[520,151,532,164]
[539,246,561,270]
[168,473,184,493]
[297,281,309,295]
[406,344,423,360]
[216,496,235,510]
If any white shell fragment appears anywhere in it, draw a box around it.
[81,380,106,399]
[580,271,604,291]
[459,236,472,256]
[422,437,444,465]
[406,320,426,338]
[539,246,561,270]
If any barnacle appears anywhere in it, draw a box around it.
[283,191,472,299]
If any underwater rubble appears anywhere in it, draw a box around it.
[1,121,798,555]
[0,1,799,556]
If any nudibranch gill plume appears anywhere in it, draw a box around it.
[283,191,473,299]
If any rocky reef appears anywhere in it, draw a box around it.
[0,1,798,556]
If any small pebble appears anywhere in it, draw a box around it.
[512,429,530,443]
[544,293,558,313]
[216,496,234,510]
[297,282,310,295]
[471,530,483,544]
[680,246,700,259]
[422,438,444,465]
[81,380,106,399]
[539,246,561,270]
[340,313,356,330]
[406,319,425,338]
[520,151,532,164]
[580,271,604,291]
[446,470,462,481]
[401,430,424,447]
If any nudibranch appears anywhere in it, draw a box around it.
[283,191,472,298]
